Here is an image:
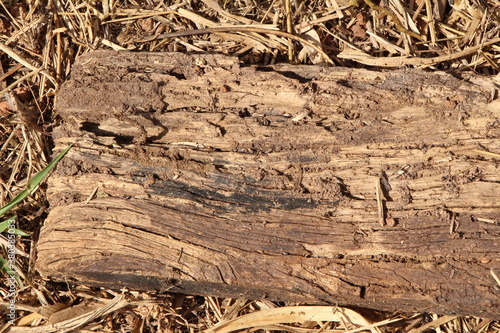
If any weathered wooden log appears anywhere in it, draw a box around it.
[37,50,500,318]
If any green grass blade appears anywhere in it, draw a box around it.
[0,145,72,218]
[8,226,30,237]
[0,216,16,233]
[0,255,15,275]
[0,255,22,286]
[12,228,30,237]
[0,216,28,236]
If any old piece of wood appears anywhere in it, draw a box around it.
[37,51,500,318]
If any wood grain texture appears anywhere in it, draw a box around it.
[37,51,500,318]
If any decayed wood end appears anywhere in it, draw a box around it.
[37,50,500,318]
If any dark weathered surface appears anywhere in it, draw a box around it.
[37,50,500,318]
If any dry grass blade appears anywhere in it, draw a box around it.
[362,0,423,40]
[338,37,500,67]
[491,268,500,287]
[6,294,129,333]
[251,317,406,333]
[0,43,57,88]
[408,315,458,333]
[203,306,382,333]
[474,149,500,159]
[151,26,334,64]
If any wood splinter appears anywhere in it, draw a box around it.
[376,177,386,226]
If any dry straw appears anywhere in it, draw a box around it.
[0,0,499,332]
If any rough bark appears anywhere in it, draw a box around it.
[37,50,500,318]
